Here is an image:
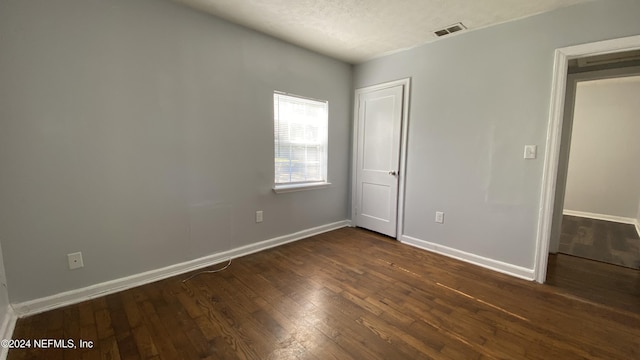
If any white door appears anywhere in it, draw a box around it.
[355,84,405,237]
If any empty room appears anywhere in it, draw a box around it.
[1,0,639,359]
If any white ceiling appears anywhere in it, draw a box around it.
[175,0,593,64]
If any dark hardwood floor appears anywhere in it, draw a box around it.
[546,252,640,313]
[9,228,640,359]
[559,215,640,269]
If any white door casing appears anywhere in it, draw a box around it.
[352,79,410,238]
[535,35,640,283]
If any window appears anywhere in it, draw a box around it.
[273,92,329,192]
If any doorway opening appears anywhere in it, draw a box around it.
[551,68,640,269]
[535,35,640,283]
[535,36,640,312]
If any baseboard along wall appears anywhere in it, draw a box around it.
[400,235,535,281]
[11,220,351,318]
[563,210,640,237]
[0,306,17,360]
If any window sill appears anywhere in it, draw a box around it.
[273,182,331,194]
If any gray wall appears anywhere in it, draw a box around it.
[0,0,352,302]
[354,0,640,269]
[564,76,640,218]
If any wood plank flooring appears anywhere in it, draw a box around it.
[546,252,640,313]
[8,227,640,359]
[559,215,640,269]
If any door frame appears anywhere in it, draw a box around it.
[351,78,411,239]
[534,35,640,283]
[548,66,640,254]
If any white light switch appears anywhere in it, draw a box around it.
[524,145,537,159]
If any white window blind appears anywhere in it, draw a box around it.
[274,92,328,186]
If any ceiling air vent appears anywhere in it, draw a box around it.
[434,23,466,37]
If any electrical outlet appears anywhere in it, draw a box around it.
[524,145,537,159]
[435,211,444,224]
[256,210,263,223]
[67,252,84,270]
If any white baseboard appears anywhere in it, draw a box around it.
[12,220,350,318]
[0,305,17,360]
[400,235,535,281]
[562,210,640,238]
[562,210,636,225]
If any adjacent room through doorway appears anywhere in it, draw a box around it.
[545,50,640,311]
[559,74,640,269]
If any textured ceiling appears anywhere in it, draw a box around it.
[175,0,593,64]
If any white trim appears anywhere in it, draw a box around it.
[12,220,350,317]
[351,78,411,239]
[397,80,411,239]
[562,211,640,238]
[400,235,534,281]
[273,182,331,193]
[0,306,17,360]
[562,210,637,225]
[535,35,640,283]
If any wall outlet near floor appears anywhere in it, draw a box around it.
[256,210,263,223]
[67,252,84,270]
[435,211,445,224]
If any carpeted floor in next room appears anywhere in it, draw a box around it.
[559,215,640,269]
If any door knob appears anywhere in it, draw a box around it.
[388,171,397,176]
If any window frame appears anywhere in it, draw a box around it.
[272,91,331,193]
